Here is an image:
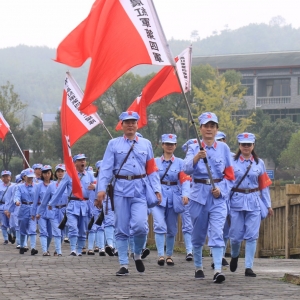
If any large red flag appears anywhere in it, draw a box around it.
[61,72,102,198]
[115,46,192,130]
[55,0,175,115]
[0,112,10,141]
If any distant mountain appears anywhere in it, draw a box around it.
[1,23,300,120]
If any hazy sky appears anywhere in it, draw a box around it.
[0,0,298,49]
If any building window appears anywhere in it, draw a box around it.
[258,78,290,97]
[241,78,254,96]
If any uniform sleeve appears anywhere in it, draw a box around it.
[49,174,71,207]
[217,145,235,199]
[146,141,161,194]
[14,185,21,204]
[98,140,115,192]
[31,184,41,216]
[259,160,272,208]
[183,144,198,175]
[6,186,17,212]
[3,185,14,211]
[178,159,191,197]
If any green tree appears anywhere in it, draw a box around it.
[0,82,27,169]
[255,118,299,169]
[279,130,300,169]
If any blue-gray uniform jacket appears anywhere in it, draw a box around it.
[14,183,37,219]
[155,155,190,208]
[231,155,271,211]
[3,182,15,211]
[0,182,13,211]
[49,171,95,216]
[31,181,53,217]
[183,140,235,203]
[37,181,68,219]
[98,135,161,197]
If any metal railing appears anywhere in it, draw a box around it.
[257,96,291,105]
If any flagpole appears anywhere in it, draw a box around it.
[101,123,113,139]
[173,67,215,189]
[9,129,30,168]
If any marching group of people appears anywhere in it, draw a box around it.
[0,110,273,283]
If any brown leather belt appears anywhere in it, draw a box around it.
[55,204,67,209]
[194,178,222,184]
[68,197,89,201]
[161,181,177,186]
[232,188,259,194]
[115,174,146,180]
[22,202,33,205]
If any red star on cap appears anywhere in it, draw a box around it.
[128,111,133,115]
[169,135,173,138]
[207,114,212,118]
[244,133,249,138]
[193,140,197,143]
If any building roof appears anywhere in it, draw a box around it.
[192,51,300,70]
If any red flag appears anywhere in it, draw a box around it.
[0,112,10,141]
[115,46,192,130]
[60,72,102,198]
[55,0,175,115]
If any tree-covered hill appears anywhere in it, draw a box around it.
[1,23,300,120]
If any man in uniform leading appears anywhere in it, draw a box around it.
[96,111,162,276]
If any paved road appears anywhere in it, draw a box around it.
[0,238,299,299]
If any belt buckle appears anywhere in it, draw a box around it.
[167,181,171,186]
[205,179,211,184]
[127,175,133,180]
[245,189,250,194]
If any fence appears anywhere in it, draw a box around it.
[147,182,300,258]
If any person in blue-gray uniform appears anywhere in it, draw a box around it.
[229,133,273,277]
[32,164,43,183]
[14,168,38,255]
[48,154,95,256]
[38,164,68,256]
[5,174,22,247]
[183,112,235,283]
[152,134,190,267]
[0,170,14,244]
[96,111,162,276]
[32,165,54,256]
[209,130,235,269]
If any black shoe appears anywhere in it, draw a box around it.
[82,248,86,255]
[116,267,129,276]
[157,257,165,266]
[24,247,29,252]
[245,268,256,277]
[19,247,25,254]
[31,248,38,255]
[16,245,20,249]
[141,248,150,259]
[222,258,229,267]
[11,236,16,244]
[213,272,225,283]
[88,250,95,255]
[99,250,106,256]
[94,247,100,253]
[8,233,13,243]
[211,262,215,269]
[186,253,193,261]
[195,269,205,279]
[230,256,239,272]
[69,251,77,256]
[166,257,174,266]
[134,259,145,273]
[3,240,8,245]
[64,238,70,243]
[105,245,115,256]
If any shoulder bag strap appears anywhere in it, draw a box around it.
[230,161,252,200]
[160,160,173,182]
